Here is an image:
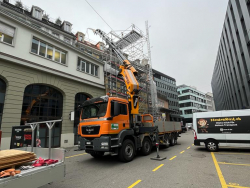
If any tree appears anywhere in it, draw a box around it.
[43,14,49,20]
[24,6,30,12]
[15,1,23,9]
[55,17,62,25]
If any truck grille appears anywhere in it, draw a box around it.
[82,125,100,135]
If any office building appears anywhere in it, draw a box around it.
[177,85,207,123]
[211,0,250,110]
[153,69,181,121]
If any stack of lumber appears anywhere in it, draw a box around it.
[0,150,36,170]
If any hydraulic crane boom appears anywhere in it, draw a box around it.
[93,29,140,115]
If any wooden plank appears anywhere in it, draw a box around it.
[0,150,35,159]
[0,155,36,165]
[0,158,35,170]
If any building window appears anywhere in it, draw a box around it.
[34,9,41,19]
[66,25,70,32]
[65,24,71,32]
[77,58,99,76]
[247,0,250,16]
[31,38,67,65]
[248,43,250,57]
[0,78,6,130]
[21,84,63,148]
[0,22,15,45]
[47,45,53,59]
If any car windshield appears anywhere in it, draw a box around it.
[81,102,108,119]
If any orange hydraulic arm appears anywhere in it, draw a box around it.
[93,29,140,115]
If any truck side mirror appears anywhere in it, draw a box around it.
[111,101,120,117]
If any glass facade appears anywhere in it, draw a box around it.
[21,84,63,148]
[212,0,250,110]
[0,78,6,129]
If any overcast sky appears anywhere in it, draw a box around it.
[17,0,228,93]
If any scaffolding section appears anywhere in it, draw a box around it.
[86,23,159,119]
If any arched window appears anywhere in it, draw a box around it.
[21,84,63,147]
[74,93,91,144]
[0,78,6,129]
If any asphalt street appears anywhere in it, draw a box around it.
[41,131,250,188]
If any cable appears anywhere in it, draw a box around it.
[85,0,114,31]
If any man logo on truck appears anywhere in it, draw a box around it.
[197,119,208,133]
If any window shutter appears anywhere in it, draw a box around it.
[0,22,15,37]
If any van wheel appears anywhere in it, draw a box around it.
[141,137,152,156]
[170,136,175,146]
[205,141,218,152]
[119,139,135,162]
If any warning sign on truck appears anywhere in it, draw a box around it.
[197,116,250,134]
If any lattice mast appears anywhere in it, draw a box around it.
[145,21,158,119]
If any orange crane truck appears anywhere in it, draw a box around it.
[77,29,181,162]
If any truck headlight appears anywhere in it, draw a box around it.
[101,142,109,146]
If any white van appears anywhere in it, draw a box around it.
[193,110,250,151]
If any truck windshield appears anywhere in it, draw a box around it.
[81,102,108,119]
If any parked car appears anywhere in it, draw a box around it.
[186,123,193,130]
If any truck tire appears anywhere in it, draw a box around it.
[170,135,175,146]
[162,134,169,148]
[205,140,218,152]
[118,139,135,162]
[140,137,152,156]
[90,151,104,158]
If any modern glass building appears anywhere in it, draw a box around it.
[177,85,207,123]
[211,0,250,110]
[153,69,181,121]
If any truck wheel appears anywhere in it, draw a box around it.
[90,151,104,158]
[119,139,135,162]
[170,135,175,146]
[205,141,218,152]
[163,135,169,148]
[141,137,152,156]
